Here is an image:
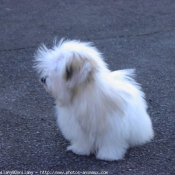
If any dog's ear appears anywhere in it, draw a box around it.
[65,56,93,88]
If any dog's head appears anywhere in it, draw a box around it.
[34,39,108,105]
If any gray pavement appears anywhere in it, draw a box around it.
[0,0,175,174]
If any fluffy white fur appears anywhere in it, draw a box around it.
[34,39,154,161]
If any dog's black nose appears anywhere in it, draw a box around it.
[41,77,46,84]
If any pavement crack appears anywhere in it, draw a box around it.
[129,28,175,37]
[93,28,175,41]
[0,46,36,52]
[0,28,174,52]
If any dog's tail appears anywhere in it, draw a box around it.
[111,69,135,81]
[111,69,142,89]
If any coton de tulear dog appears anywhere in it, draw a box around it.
[34,39,154,161]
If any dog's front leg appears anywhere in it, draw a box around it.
[67,136,92,156]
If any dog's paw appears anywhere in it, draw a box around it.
[67,144,90,156]
[96,148,125,161]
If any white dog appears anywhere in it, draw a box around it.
[34,39,154,161]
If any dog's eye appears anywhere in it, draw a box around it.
[66,66,73,80]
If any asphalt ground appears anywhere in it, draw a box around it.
[0,0,175,174]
